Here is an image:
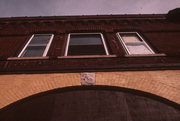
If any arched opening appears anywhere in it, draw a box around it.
[0,86,180,121]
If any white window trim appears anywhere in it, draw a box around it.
[64,33,109,56]
[117,32,155,55]
[18,34,54,57]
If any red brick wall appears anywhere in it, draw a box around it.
[0,15,180,73]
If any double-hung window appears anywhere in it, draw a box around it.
[18,34,54,57]
[65,33,109,56]
[117,32,154,55]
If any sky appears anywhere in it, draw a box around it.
[0,0,180,17]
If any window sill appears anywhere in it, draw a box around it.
[125,53,166,57]
[58,55,117,59]
[6,54,166,60]
[7,56,49,60]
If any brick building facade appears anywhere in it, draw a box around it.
[0,9,180,121]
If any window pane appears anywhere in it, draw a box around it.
[126,43,152,54]
[29,35,51,44]
[121,34,141,43]
[69,35,103,45]
[68,34,106,55]
[68,45,105,55]
[21,46,46,57]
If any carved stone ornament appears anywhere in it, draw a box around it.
[80,72,96,85]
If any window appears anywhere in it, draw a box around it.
[18,34,54,57]
[65,33,109,56]
[117,32,154,54]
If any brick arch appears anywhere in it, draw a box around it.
[1,86,180,121]
[0,70,180,109]
[1,85,180,112]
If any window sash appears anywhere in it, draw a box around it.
[65,33,109,56]
[117,32,155,55]
[18,34,54,57]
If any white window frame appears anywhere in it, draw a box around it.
[18,34,54,57]
[65,33,109,56]
[117,32,155,55]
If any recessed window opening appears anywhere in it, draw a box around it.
[65,33,109,56]
[18,34,54,57]
[117,32,155,54]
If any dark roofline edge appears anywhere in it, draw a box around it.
[0,14,166,21]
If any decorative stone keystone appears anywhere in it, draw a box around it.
[80,72,96,85]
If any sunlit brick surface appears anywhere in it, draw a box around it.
[0,70,180,108]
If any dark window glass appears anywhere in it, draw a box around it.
[29,35,51,45]
[68,34,107,56]
[21,46,46,57]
